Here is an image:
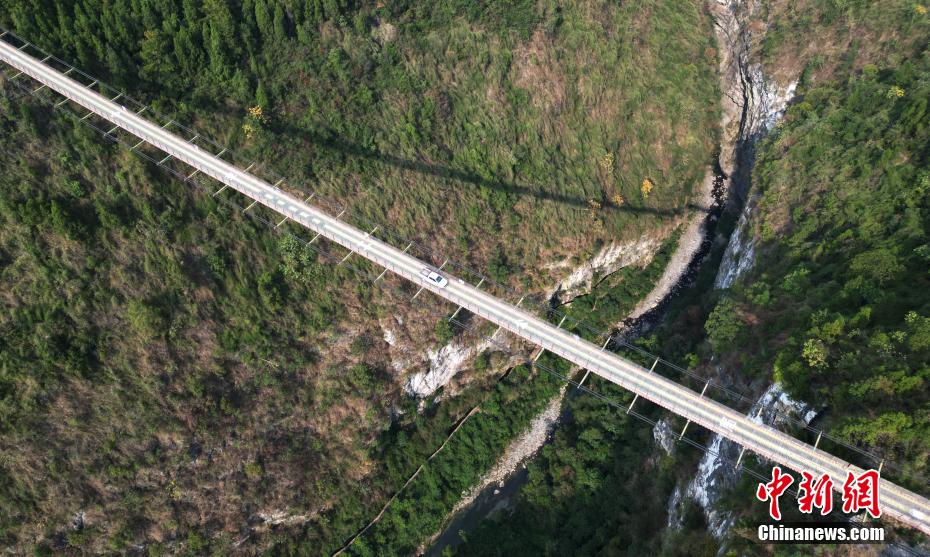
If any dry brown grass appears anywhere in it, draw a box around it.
[512,29,566,115]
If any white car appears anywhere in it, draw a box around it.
[420,268,448,288]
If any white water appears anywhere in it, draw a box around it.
[714,201,756,289]
[667,382,816,537]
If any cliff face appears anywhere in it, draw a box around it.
[710,0,797,203]
[659,0,803,543]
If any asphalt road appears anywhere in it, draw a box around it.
[2,36,928,535]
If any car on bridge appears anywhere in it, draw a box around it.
[420,268,448,288]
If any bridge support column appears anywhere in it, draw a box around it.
[213,184,228,197]
[679,419,691,440]
[626,394,639,414]
[814,430,823,449]
[735,447,747,470]
[577,369,591,389]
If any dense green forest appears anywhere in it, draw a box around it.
[457,1,930,555]
[0,0,720,554]
[711,0,930,499]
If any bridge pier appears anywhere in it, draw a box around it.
[735,446,747,470]
[626,394,638,414]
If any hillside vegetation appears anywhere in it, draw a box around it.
[711,0,930,496]
[3,0,718,287]
[0,0,720,555]
[458,1,930,554]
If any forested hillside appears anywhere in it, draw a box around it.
[458,1,930,555]
[0,0,720,554]
[2,0,719,286]
[709,0,930,496]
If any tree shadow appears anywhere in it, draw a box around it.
[275,122,710,218]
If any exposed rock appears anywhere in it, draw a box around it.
[665,2,801,543]
[653,419,677,456]
[404,339,493,398]
[551,237,664,303]
[382,328,396,347]
[711,0,797,203]
[623,168,719,328]
[254,510,311,529]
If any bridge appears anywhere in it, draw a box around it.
[1,33,929,536]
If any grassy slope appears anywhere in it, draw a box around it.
[0,0,719,554]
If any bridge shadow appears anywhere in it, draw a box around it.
[275,123,709,218]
